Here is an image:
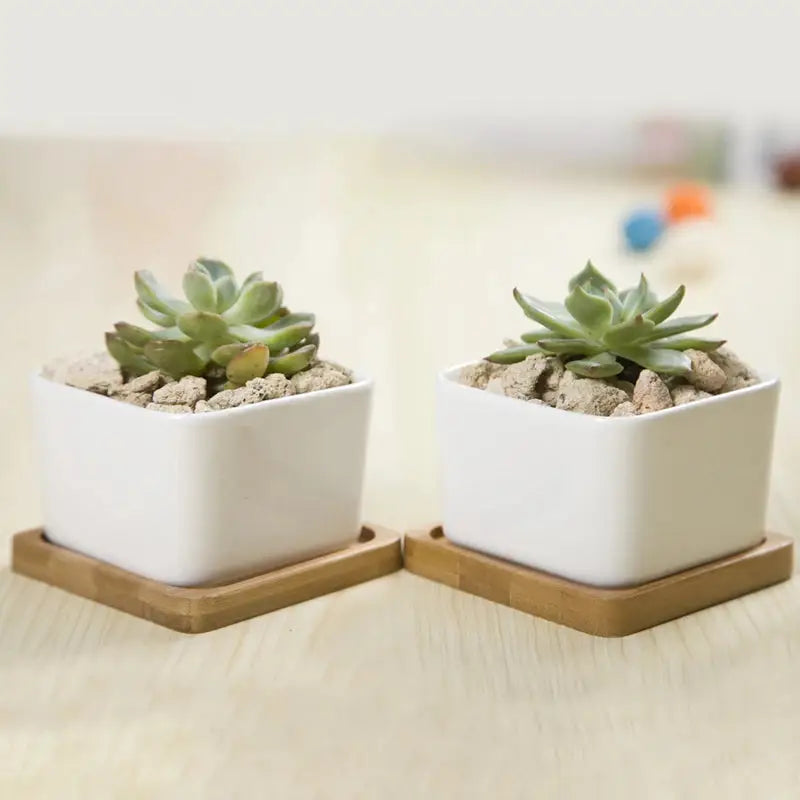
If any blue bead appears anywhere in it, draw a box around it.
[623,209,665,252]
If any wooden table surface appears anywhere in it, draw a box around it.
[2,138,800,798]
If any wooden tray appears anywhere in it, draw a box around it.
[404,527,794,636]
[11,525,402,633]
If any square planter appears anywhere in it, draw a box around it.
[437,363,780,587]
[32,373,372,586]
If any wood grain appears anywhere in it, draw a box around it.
[404,527,794,636]
[11,526,402,633]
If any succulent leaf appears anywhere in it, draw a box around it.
[601,315,656,348]
[214,275,238,313]
[211,343,247,366]
[567,260,617,295]
[621,274,651,320]
[241,271,264,291]
[193,342,217,364]
[615,345,691,375]
[114,322,153,348]
[492,262,720,379]
[565,285,613,333]
[258,312,315,350]
[194,258,234,282]
[267,344,316,375]
[565,352,623,378]
[226,343,269,385]
[136,298,175,327]
[177,311,231,342]
[150,326,190,342]
[135,271,190,316]
[538,338,604,356]
[604,288,624,322]
[644,285,685,325]
[651,336,725,352]
[223,280,282,325]
[182,265,218,313]
[520,329,553,344]
[227,324,276,345]
[254,306,290,328]
[105,332,154,375]
[109,260,321,382]
[143,340,207,379]
[513,289,583,338]
[298,332,320,351]
[640,313,717,341]
[226,315,312,349]
[486,344,541,363]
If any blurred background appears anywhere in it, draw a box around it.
[2,0,800,547]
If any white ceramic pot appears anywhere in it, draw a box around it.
[32,373,372,586]
[437,364,780,587]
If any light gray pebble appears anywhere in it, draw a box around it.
[152,376,207,407]
[633,370,674,414]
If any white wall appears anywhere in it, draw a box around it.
[0,0,798,137]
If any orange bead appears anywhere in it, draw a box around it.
[665,183,712,223]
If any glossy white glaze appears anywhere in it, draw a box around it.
[32,373,372,585]
[438,364,779,587]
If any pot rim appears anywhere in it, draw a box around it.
[32,369,373,423]
[439,360,779,423]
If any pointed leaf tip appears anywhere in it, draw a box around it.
[135,270,190,317]
[621,273,652,320]
[485,344,541,364]
[616,345,692,375]
[564,284,613,333]
[114,322,153,349]
[136,298,174,327]
[513,289,584,338]
[106,331,154,375]
[194,258,234,282]
[214,275,238,313]
[644,284,686,325]
[267,344,316,376]
[182,265,218,313]
[222,280,283,326]
[641,313,718,341]
[567,261,617,295]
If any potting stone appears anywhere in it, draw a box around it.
[247,374,295,399]
[555,377,628,416]
[45,352,124,396]
[633,370,673,414]
[152,376,207,407]
[291,362,352,393]
[458,361,503,390]
[610,401,636,417]
[121,371,165,393]
[709,346,760,393]
[686,350,727,393]
[671,384,712,406]
[500,355,547,401]
[116,391,152,408]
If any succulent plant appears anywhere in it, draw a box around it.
[106,259,319,388]
[487,261,724,378]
